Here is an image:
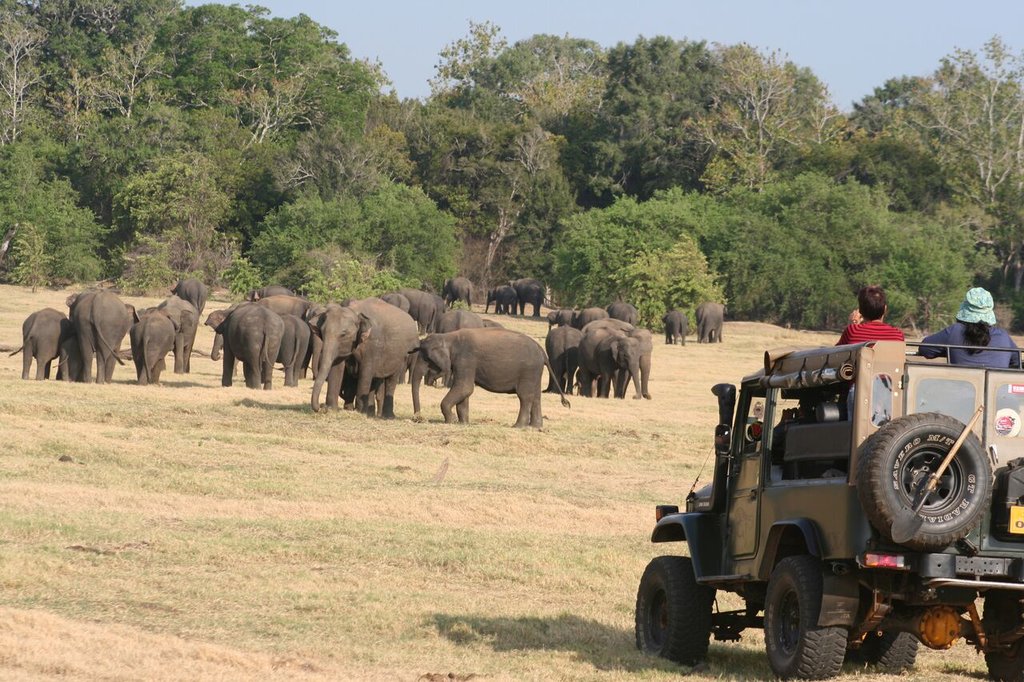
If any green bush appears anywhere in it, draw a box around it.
[117,236,176,296]
[220,254,264,298]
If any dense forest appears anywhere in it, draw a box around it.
[1,1,1023,331]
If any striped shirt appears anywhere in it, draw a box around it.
[837,320,905,346]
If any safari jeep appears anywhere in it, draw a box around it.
[636,340,1024,680]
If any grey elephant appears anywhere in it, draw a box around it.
[410,327,569,428]
[696,301,725,343]
[130,309,176,385]
[381,292,411,314]
[210,303,284,389]
[399,288,446,333]
[606,301,639,325]
[170,278,208,316]
[66,290,133,384]
[277,313,311,387]
[310,298,418,416]
[663,310,688,345]
[442,277,473,308]
[437,309,484,333]
[10,308,73,380]
[257,294,313,319]
[547,308,575,328]
[156,295,199,374]
[485,285,517,315]
[545,325,582,394]
[572,307,609,330]
[578,327,647,399]
[246,285,294,301]
[510,278,544,317]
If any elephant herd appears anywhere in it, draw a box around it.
[10,275,726,427]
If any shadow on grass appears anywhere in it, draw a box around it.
[429,612,772,675]
[234,398,309,412]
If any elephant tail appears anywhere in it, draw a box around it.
[8,345,22,356]
[92,319,126,366]
[261,327,272,384]
[544,353,571,409]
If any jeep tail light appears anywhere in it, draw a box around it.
[655,505,679,521]
[863,552,907,569]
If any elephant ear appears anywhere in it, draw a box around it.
[125,303,139,323]
[357,312,373,344]
[180,309,195,330]
[423,337,450,374]
[65,293,79,309]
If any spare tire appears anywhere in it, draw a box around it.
[857,412,992,551]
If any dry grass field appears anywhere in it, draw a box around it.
[0,284,1000,681]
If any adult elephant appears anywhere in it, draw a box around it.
[67,290,133,384]
[156,295,199,373]
[245,285,294,301]
[210,303,284,390]
[442,277,473,308]
[696,302,725,343]
[400,288,446,333]
[410,327,569,428]
[257,294,313,319]
[310,298,418,417]
[577,327,647,399]
[437,309,484,333]
[545,325,582,394]
[511,278,544,317]
[607,301,639,326]
[485,285,517,315]
[663,310,688,345]
[10,308,73,380]
[381,292,411,314]
[130,309,176,385]
[170,278,208,317]
[572,307,609,330]
[277,313,311,387]
[547,309,575,328]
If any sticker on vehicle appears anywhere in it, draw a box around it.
[995,408,1022,437]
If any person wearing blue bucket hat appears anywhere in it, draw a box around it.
[918,287,1020,368]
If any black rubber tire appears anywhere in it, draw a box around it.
[985,591,1024,681]
[764,555,847,680]
[856,630,918,673]
[635,555,714,666]
[856,412,992,551]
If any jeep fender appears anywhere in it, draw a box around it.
[758,519,858,627]
[652,512,723,581]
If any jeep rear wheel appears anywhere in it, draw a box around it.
[856,630,918,673]
[856,412,991,551]
[764,556,846,679]
[635,556,714,666]
[985,591,1024,681]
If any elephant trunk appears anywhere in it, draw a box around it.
[311,338,337,412]
[410,353,423,415]
[211,333,223,361]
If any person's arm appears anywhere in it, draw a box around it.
[917,327,950,359]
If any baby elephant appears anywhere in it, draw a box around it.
[412,328,569,428]
[130,309,176,385]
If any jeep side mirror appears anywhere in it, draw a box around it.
[715,424,731,456]
[711,383,736,427]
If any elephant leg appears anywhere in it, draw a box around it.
[284,364,295,387]
[513,390,533,427]
[173,332,185,373]
[42,358,53,380]
[381,375,398,420]
[101,350,117,384]
[441,377,474,424]
[221,346,235,386]
[545,358,561,393]
[152,358,165,385]
[134,352,148,385]
[242,361,260,389]
[21,344,33,380]
[532,301,540,317]
[78,336,94,384]
[529,389,543,428]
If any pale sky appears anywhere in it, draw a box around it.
[187,0,1024,112]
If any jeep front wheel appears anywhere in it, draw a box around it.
[635,555,714,666]
[857,412,991,551]
[764,555,847,679]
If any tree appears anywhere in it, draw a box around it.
[9,221,49,291]
[115,151,232,277]
[911,37,1024,289]
[0,11,42,145]
[617,239,724,328]
[700,44,841,191]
